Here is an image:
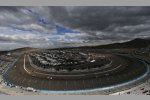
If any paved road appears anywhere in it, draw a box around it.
[3,54,149,93]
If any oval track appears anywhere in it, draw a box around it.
[2,51,149,91]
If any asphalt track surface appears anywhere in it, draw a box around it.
[3,53,149,91]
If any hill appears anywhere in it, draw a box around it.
[95,38,150,49]
[60,38,150,49]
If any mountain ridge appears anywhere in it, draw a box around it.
[56,38,150,49]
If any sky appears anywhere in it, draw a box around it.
[0,6,150,50]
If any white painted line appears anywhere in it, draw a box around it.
[24,55,31,74]
[30,64,121,78]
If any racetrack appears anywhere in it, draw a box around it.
[2,50,149,93]
[2,56,149,90]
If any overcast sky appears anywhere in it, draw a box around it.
[0,6,150,50]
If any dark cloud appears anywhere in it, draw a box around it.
[49,7,150,31]
[47,6,150,45]
[0,6,150,50]
[0,6,21,12]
